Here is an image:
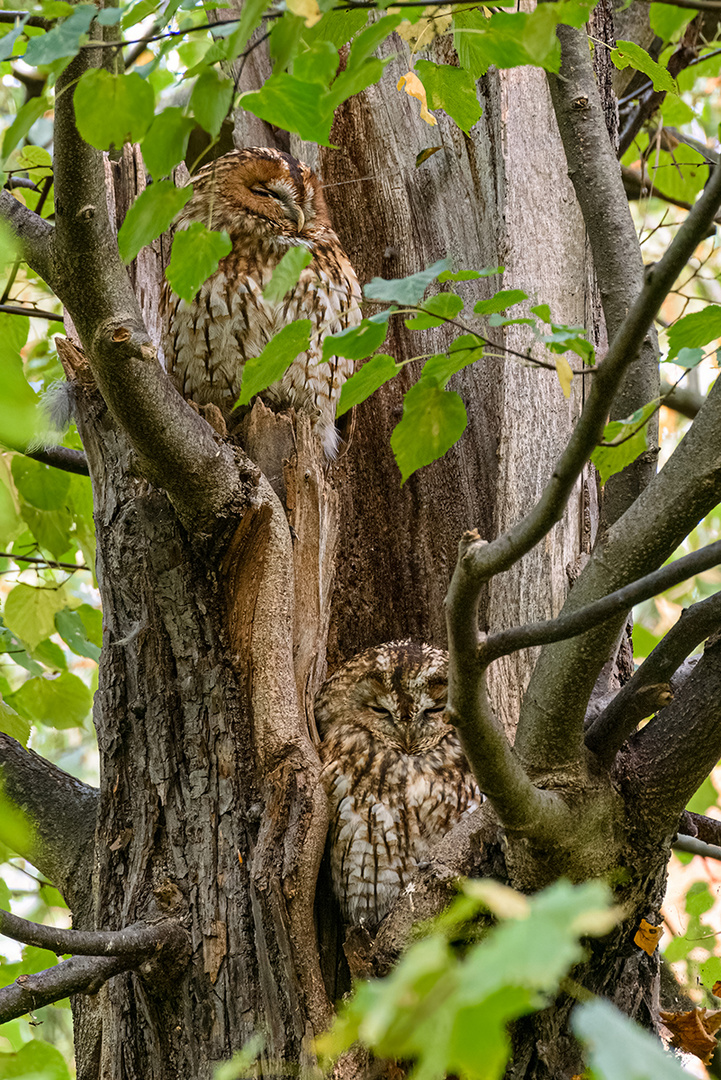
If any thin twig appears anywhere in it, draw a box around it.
[0,552,89,572]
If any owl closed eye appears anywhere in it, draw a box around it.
[316,640,482,928]
[160,147,362,458]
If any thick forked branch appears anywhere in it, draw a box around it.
[0,734,97,906]
[625,637,721,833]
[480,540,721,665]
[516,364,721,772]
[585,591,721,762]
[548,23,659,523]
[447,151,721,606]
[447,157,721,783]
[446,536,570,838]
[0,954,134,1023]
[0,908,185,958]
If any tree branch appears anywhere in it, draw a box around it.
[548,23,659,527]
[0,11,51,28]
[47,48,248,533]
[585,592,721,762]
[0,303,63,322]
[24,446,89,476]
[479,540,721,665]
[0,734,97,907]
[447,154,721,781]
[0,953,133,1023]
[660,379,704,420]
[0,191,54,287]
[624,636,721,833]
[0,908,185,958]
[447,533,569,838]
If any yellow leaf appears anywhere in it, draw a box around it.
[286,0,321,26]
[555,356,573,398]
[397,71,437,126]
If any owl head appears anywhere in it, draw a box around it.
[178,147,332,242]
[315,640,450,754]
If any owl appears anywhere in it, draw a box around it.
[160,148,362,457]
[315,641,482,929]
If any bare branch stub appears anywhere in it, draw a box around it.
[0,908,187,959]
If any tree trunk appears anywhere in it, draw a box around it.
[62,23,629,1080]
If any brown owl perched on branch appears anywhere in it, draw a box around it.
[160,148,362,457]
[316,641,482,928]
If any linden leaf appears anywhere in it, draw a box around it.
[555,356,573,398]
[634,917,663,956]
[397,70,437,126]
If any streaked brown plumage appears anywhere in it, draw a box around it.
[160,147,361,457]
[315,641,481,928]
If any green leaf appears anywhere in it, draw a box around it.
[438,267,503,282]
[0,1036,72,1079]
[20,504,73,560]
[3,583,66,651]
[0,699,30,746]
[573,998,688,1079]
[294,40,338,86]
[686,774,718,815]
[190,68,234,136]
[55,607,101,662]
[667,306,721,359]
[591,401,657,485]
[649,2,694,41]
[141,108,195,178]
[269,12,305,72]
[0,310,38,451]
[76,603,102,648]
[263,246,313,304]
[699,955,721,993]
[23,4,95,65]
[0,15,30,63]
[236,321,312,406]
[420,335,484,387]
[685,880,714,916]
[391,381,467,483]
[217,0,267,63]
[31,637,67,671]
[9,670,92,730]
[1,96,49,161]
[414,60,482,135]
[474,288,528,316]
[166,222,232,303]
[453,9,557,77]
[344,13,403,68]
[611,40,678,94]
[74,69,155,149]
[364,259,450,305]
[118,181,192,264]
[336,354,398,417]
[11,457,70,511]
[241,75,333,145]
[405,292,464,330]
[322,320,388,365]
[672,346,704,368]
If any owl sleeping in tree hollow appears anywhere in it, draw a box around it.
[160,147,362,458]
[316,641,482,929]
